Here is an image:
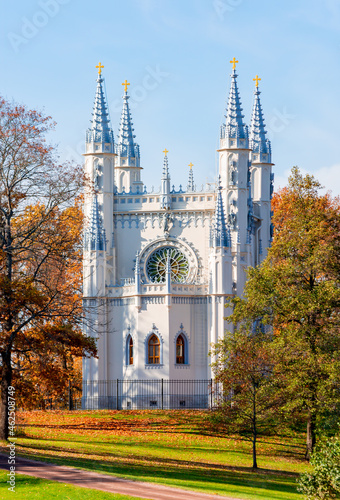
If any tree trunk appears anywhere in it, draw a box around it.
[252,387,258,470]
[0,351,12,440]
[305,411,316,460]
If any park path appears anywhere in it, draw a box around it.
[0,453,240,500]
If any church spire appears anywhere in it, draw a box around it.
[160,149,171,210]
[162,149,170,180]
[187,163,195,192]
[86,63,114,145]
[250,76,271,163]
[223,58,248,147]
[84,194,106,252]
[213,177,230,248]
[116,81,140,161]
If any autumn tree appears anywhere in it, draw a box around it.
[226,167,340,458]
[0,97,96,439]
[11,197,88,409]
[211,329,277,469]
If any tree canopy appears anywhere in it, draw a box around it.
[0,97,96,438]
[214,167,340,460]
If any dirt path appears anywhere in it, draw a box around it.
[0,453,240,500]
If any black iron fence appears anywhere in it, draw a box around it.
[82,379,223,410]
[38,379,224,411]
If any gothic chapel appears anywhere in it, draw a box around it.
[82,59,274,408]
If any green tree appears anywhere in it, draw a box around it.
[226,167,340,458]
[211,329,277,469]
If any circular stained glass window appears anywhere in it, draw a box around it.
[146,247,189,284]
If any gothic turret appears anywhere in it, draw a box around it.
[84,194,106,252]
[250,76,271,164]
[221,58,249,149]
[187,163,195,192]
[249,76,274,264]
[83,62,116,291]
[218,59,252,295]
[115,80,143,193]
[213,177,230,248]
[160,149,171,210]
[86,63,114,151]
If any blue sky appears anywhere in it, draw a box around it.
[1,0,340,195]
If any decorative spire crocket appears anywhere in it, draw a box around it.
[84,194,106,252]
[86,63,114,144]
[117,81,140,159]
[223,59,248,146]
[213,177,230,248]
[187,163,195,192]
[250,76,271,163]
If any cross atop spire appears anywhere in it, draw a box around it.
[230,57,239,71]
[253,75,261,88]
[163,148,169,156]
[96,62,104,76]
[122,79,130,92]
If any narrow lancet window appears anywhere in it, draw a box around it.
[176,335,185,364]
[148,335,160,364]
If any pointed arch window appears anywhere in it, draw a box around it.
[148,334,160,364]
[126,335,134,365]
[176,335,185,364]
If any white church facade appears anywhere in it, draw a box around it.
[82,59,274,408]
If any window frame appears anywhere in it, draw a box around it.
[148,334,160,365]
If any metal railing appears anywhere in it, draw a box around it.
[27,379,225,411]
[81,379,223,410]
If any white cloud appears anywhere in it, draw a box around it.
[273,164,340,197]
[313,164,340,197]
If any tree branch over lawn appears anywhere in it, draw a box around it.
[0,97,96,438]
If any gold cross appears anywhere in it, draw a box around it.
[96,62,104,76]
[230,57,239,70]
[163,148,169,156]
[122,79,130,92]
[253,75,261,88]
[188,162,194,169]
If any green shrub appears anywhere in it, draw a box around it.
[298,437,340,499]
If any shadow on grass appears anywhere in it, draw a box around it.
[17,428,306,465]
[6,443,302,499]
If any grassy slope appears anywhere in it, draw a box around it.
[0,410,309,500]
[0,470,149,500]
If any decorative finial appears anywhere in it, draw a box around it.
[188,162,194,170]
[122,79,130,92]
[96,62,104,76]
[230,57,239,71]
[163,148,169,156]
[253,75,261,88]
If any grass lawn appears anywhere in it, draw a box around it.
[0,470,149,499]
[0,410,310,500]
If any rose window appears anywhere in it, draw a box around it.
[146,247,189,283]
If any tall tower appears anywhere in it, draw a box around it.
[218,58,251,294]
[115,80,142,193]
[83,62,115,382]
[208,178,232,375]
[249,75,273,264]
